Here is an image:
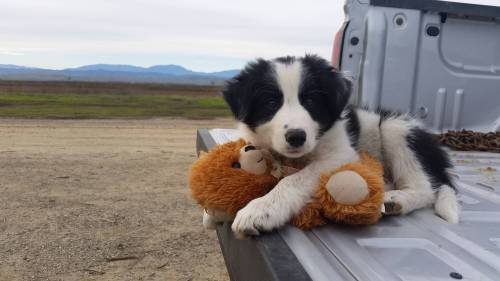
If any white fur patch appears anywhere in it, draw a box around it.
[230,58,459,237]
[435,185,460,224]
[232,121,358,238]
[242,60,320,158]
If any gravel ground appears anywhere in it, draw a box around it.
[0,118,235,281]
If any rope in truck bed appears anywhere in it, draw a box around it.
[438,130,500,153]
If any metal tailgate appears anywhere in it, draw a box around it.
[339,0,500,132]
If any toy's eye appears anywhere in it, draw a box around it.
[232,162,241,169]
[244,145,256,152]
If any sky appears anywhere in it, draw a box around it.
[1,0,499,72]
[0,0,346,71]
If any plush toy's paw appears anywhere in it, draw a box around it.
[203,211,217,230]
[383,190,407,215]
[231,198,278,239]
[326,170,369,205]
[203,209,235,230]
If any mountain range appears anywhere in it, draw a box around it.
[0,64,240,85]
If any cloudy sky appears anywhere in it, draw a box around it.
[0,0,498,71]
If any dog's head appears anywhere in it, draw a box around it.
[223,55,351,158]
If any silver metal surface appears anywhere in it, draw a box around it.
[282,150,500,281]
[209,129,500,281]
[341,0,500,132]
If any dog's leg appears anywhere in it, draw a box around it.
[231,169,320,238]
[381,118,438,216]
[383,180,435,215]
[232,149,358,238]
[380,117,459,223]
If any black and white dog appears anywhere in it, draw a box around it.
[223,55,459,238]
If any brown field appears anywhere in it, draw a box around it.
[0,118,235,281]
[0,80,222,97]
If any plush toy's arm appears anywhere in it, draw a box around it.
[292,153,385,229]
[202,208,235,230]
[290,201,327,229]
[315,153,385,226]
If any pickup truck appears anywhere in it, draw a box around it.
[197,1,500,280]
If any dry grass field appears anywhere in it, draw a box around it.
[0,118,235,281]
[0,81,230,119]
[0,81,222,96]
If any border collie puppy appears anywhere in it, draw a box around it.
[223,55,459,238]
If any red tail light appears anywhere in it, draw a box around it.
[331,21,348,69]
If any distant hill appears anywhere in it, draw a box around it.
[0,64,36,70]
[0,64,240,85]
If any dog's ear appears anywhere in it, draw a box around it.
[302,55,352,121]
[331,72,352,119]
[222,78,243,120]
[222,58,271,121]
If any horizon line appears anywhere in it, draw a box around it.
[0,63,241,72]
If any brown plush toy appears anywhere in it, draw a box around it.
[189,139,384,231]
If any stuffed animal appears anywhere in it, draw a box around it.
[189,139,384,231]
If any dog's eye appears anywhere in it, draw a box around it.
[266,98,280,110]
[260,92,282,111]
[302,95,316,108]
[302,91,323,108]
[232,161,241,169]
[304,97,315,108]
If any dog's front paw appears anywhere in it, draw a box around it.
[383,190,408,215]
[231,198,278,239]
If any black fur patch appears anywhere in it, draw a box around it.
[377,108,402,126]
[222,59,283,130]
[359,105,405,126]
[275,56,296,64]
[345,106,360,148]
[223,55,351,135]
[299,55,351,136]
[406,128,455,190]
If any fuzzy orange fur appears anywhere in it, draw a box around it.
[190,139,384,229]
[291,153,384,229]
[189,139,279,215]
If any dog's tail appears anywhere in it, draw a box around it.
[434,185,460,224]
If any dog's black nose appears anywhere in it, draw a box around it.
[244,145,257,152]
[285,129,306,148]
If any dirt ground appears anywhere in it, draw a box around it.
[0,118,235,281]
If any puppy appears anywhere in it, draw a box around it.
[223,55,459,238]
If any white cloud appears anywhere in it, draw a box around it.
[0,48,25,56]
[0,0,345,71]
[1,0,499,71]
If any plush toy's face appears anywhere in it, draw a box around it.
[189,139,280,216]
[233,145,269,175]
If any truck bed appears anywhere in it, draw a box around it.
[197,128,500,281]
